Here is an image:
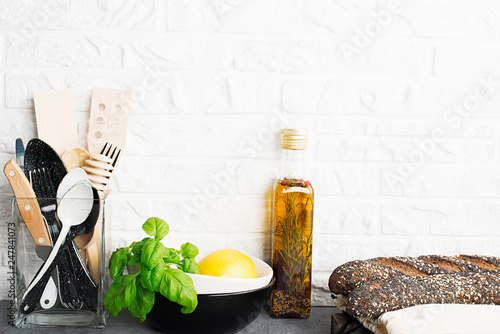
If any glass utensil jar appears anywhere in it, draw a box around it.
[11,196,107,329]
[270,128,314,319]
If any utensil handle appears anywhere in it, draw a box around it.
[34,207,98,312]
[57,248,83,309]
[37,194,98,311]
[37,198,82,310]
[66,239,98,312]
[3,159,51,246]
[87,241,100,285]
[40,276,58,309]
[20,251,80,313]
[21,224,70,314]
[20,262,58,314]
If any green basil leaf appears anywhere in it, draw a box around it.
[129,237,149,266]
[124,274,138,306]
[142,217,170,241]
[180,242,199,259]
[104,273,139,316]
[141,261,164,291]
[139,264,152,291]
[129,252,142,266]
[160,268,198,314]
[129,276,155,322]
[109,247,131,280]
[182,257,200,274]
[151,261,165,291]
[163,247,180,264]
[132,237,150,254]
[141,239,166,270]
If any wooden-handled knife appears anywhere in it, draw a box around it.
[4,158,58,309]
[4,159,51,246]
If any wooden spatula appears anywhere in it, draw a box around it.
[87,87,130,157]
[84,87,130,284]
[34,88,78,156]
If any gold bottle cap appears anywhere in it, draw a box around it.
[280,128,308,150]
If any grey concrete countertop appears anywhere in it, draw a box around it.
[1,301,336,333]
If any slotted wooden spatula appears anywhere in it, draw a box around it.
[34,88,78,156]
[87,87,130,157]
[83,87,131,284]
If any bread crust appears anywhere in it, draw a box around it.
[346,271,500,318]
[458,254,500,271]
[329,255,462,295]
[329,254,500,319]
[417,255,485,272]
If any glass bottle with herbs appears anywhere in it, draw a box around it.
[270,128,314,319]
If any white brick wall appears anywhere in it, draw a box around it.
[1,0,500,307]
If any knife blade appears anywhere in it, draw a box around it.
[15,138,24,172]
[4,159,58,309]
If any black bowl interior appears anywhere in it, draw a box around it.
[147,277,274,334]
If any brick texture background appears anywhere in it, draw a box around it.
[1,0,500,306]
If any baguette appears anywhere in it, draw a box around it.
[329,255,500,296]
[346,271,500,318]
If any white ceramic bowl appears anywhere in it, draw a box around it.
[187,256,273,295]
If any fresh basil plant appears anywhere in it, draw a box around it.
[104,217,199,322]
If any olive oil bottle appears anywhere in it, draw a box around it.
[270,128,314,318]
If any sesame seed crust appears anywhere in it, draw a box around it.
[329,255,500,319]
[345,271,500,318]
[329,255,500,296]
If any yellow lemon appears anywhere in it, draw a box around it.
[199,249,258,278]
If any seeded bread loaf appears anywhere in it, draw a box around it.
[346,271,500,318]
[329,255,500,296]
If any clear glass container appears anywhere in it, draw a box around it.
[11,196,107,329]
[270,129,314,319]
